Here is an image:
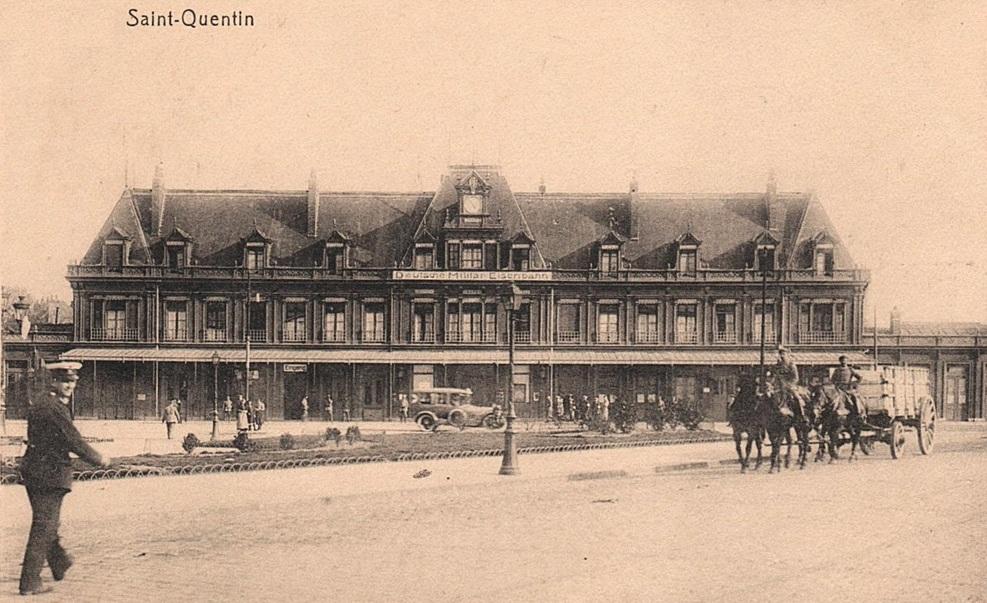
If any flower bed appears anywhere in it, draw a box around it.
[0,428,730,485]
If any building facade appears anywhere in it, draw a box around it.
[55,165,871,422]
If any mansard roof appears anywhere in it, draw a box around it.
[79,169,857,272]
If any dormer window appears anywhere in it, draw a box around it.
[245,245,265,270]
[812,231,835,275]
[600,247,620,273]
[597,231,625,273]
[414,244,434,270]
[166,244,186,269]
[241,225,272,270]
[322,230,350,274]
[512,247,530,271]
[675,232,702,274]
[163,225,193,271]
[752,231,779,272]
[509,232,536,271]
[102,226,132,271]
[105,242,125,271]
[325,244,345,273]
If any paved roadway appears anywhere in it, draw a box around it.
[0,426,984,602]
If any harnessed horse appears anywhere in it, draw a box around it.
[727,374,765,472]
[811,383,864,463]
[763,381,813,472]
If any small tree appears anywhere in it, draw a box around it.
[279,433,296,450]
[181,433,200,454]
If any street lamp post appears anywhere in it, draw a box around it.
[211,351,220,441]
[758,249,769,383]
[500,284,524,476]
[11,297,32,429]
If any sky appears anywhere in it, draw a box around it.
[1,0,985,325]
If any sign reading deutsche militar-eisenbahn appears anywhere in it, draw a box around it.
[392,270,553,281]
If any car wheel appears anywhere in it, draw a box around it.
[416,414,436,431]
[448,410,467,431]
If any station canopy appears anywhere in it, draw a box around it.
[60,347,872,366]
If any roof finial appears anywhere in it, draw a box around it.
[767,170,777,197]
[607,206,618,231]
[538,176,546,195]
[629,170,639,194]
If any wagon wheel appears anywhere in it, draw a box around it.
[416,414,436,431]
[917,397,936,455]
[888,419,906,459]
[448,410,467,431]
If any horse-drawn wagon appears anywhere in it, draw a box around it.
[854,365,936,458]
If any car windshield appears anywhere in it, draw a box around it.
[412,389,472,405]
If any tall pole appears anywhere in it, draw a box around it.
[245,269,251,406]
[873,304,878,367]
[758,249,768,383]
[500,288,520,475]
[211,354,219,441]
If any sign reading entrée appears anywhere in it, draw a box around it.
[392,270,553,281]
[283,364,307,373]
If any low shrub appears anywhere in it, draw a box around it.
[325,427,342,447]
[279,433,296,450]
[345,426,362,444]
[181,433,200,454]
[233,431,257,453]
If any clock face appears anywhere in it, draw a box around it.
[462,194,483,215]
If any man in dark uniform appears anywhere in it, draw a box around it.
[831,355,864,416]
[773,346,803,417]
[18,361,109,596]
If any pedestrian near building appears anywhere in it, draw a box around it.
[341,400,351,422]
[300,395,309,421]
[236,395,250,431]
[324,394,334,421]
[254,399,266,430]
[161,400,181,439]
[18,361,110,596]
[399,394,409,423]
[222,396,233,421]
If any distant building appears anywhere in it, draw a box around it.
[866,308,986,421]
[20,165,874,421]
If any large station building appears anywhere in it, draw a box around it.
[20,165,877,421]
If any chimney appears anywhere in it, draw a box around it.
[764,171,782,232]
[629,175,640,240]
[151,163,166,236]
[307,169,319,238]
[890,306,902,334]
[538,176,546,195]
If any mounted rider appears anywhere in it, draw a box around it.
[772,346,806,418]
[831,355,864,417]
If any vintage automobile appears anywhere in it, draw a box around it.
[408,387,504,431]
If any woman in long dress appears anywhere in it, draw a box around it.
[236,396,249,431]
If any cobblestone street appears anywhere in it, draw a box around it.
[1,427,985,602]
